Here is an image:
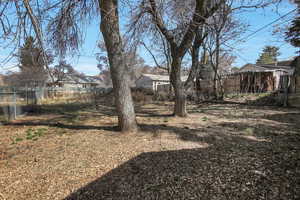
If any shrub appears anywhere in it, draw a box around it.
[154,91,173,101]
[132,91,152,104]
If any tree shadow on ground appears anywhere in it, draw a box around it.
[28,101,148,118]
[264,112,300,128]
[4,102,299,199]
[29,103,93,114]
[136,110,174,118]
[188,100,300,126]
[244,92,282,106]
[64,131,300,200]
[4,120,119,132]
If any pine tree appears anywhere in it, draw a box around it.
[256,46,280,64]
[19,36,46,72]
[16,36,53,86]
[286,17,300,50]
[285,1,300,52]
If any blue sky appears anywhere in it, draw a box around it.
[0,1,298,75]
[229,2,298,66]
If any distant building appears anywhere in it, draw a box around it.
[47,74,106,89]
[135,74,190,92]
[222,60,296,93]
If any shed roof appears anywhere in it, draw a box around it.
[234,63,295,75]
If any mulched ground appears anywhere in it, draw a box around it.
[0,100,300,200]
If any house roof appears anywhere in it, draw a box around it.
[76,75,104,84]
[234,63,295,75]
[269,57,296,66]
[48,74,105,85]
[141,74,190,82]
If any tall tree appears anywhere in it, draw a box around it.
[19,36,45,72]
[286,17,300,50]
[206,3,246,99]
[45,0,139,132]
[130,0,278,116]
[16,36,53,86]
[98,0,138,132]
[133,0,225,117]
[256,46,281,64]
[0,1,54,80]
[21,0,55,81]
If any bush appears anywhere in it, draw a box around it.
[154,91,173,101]
[132,91,152,104]
[131,88,154,95]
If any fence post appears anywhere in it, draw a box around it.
[13,90,17,120]
[26,85,28,105]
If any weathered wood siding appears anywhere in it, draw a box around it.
[223,75,240,94]
[289,76,300,108]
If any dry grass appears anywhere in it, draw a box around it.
[0,100,300,200]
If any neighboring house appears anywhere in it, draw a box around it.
[80,76,106,88]
[135,74,190,92]
[47,74,105,89]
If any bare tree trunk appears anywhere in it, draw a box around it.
[99,0,137,132]
[283,76,289,107]
[186,29,207,102]
[213,33,220,100]
[173,87,187,117]
[170,56,187,117]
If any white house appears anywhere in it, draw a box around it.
[135,74,190,92]
[47,74,106,89]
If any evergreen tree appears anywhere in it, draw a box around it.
[256,46,280,64]
[19,36,49,72]
[284,1,300,53]
[15,36,53,86]
[286,17,300,49]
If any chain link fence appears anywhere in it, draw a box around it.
[0,87,37,121]
[0,87,111,121]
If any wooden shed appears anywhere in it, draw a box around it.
[225,63,295,93]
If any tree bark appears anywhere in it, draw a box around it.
[170,56,187,117]
[213,33,220,100]
[147,0,223,117]
[99,0,137,132]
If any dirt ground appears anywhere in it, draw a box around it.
[0,99,300,200]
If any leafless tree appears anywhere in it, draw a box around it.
[52,60,76,82]
[129,0,282,116]
[48,0,138,132]
[96,40,147,87]
[205,2,247,99]
[0,0,55,81]
[130,0,226,117]
[98,0,138,132]
[1,0,138,132]
[140,33,172,74]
